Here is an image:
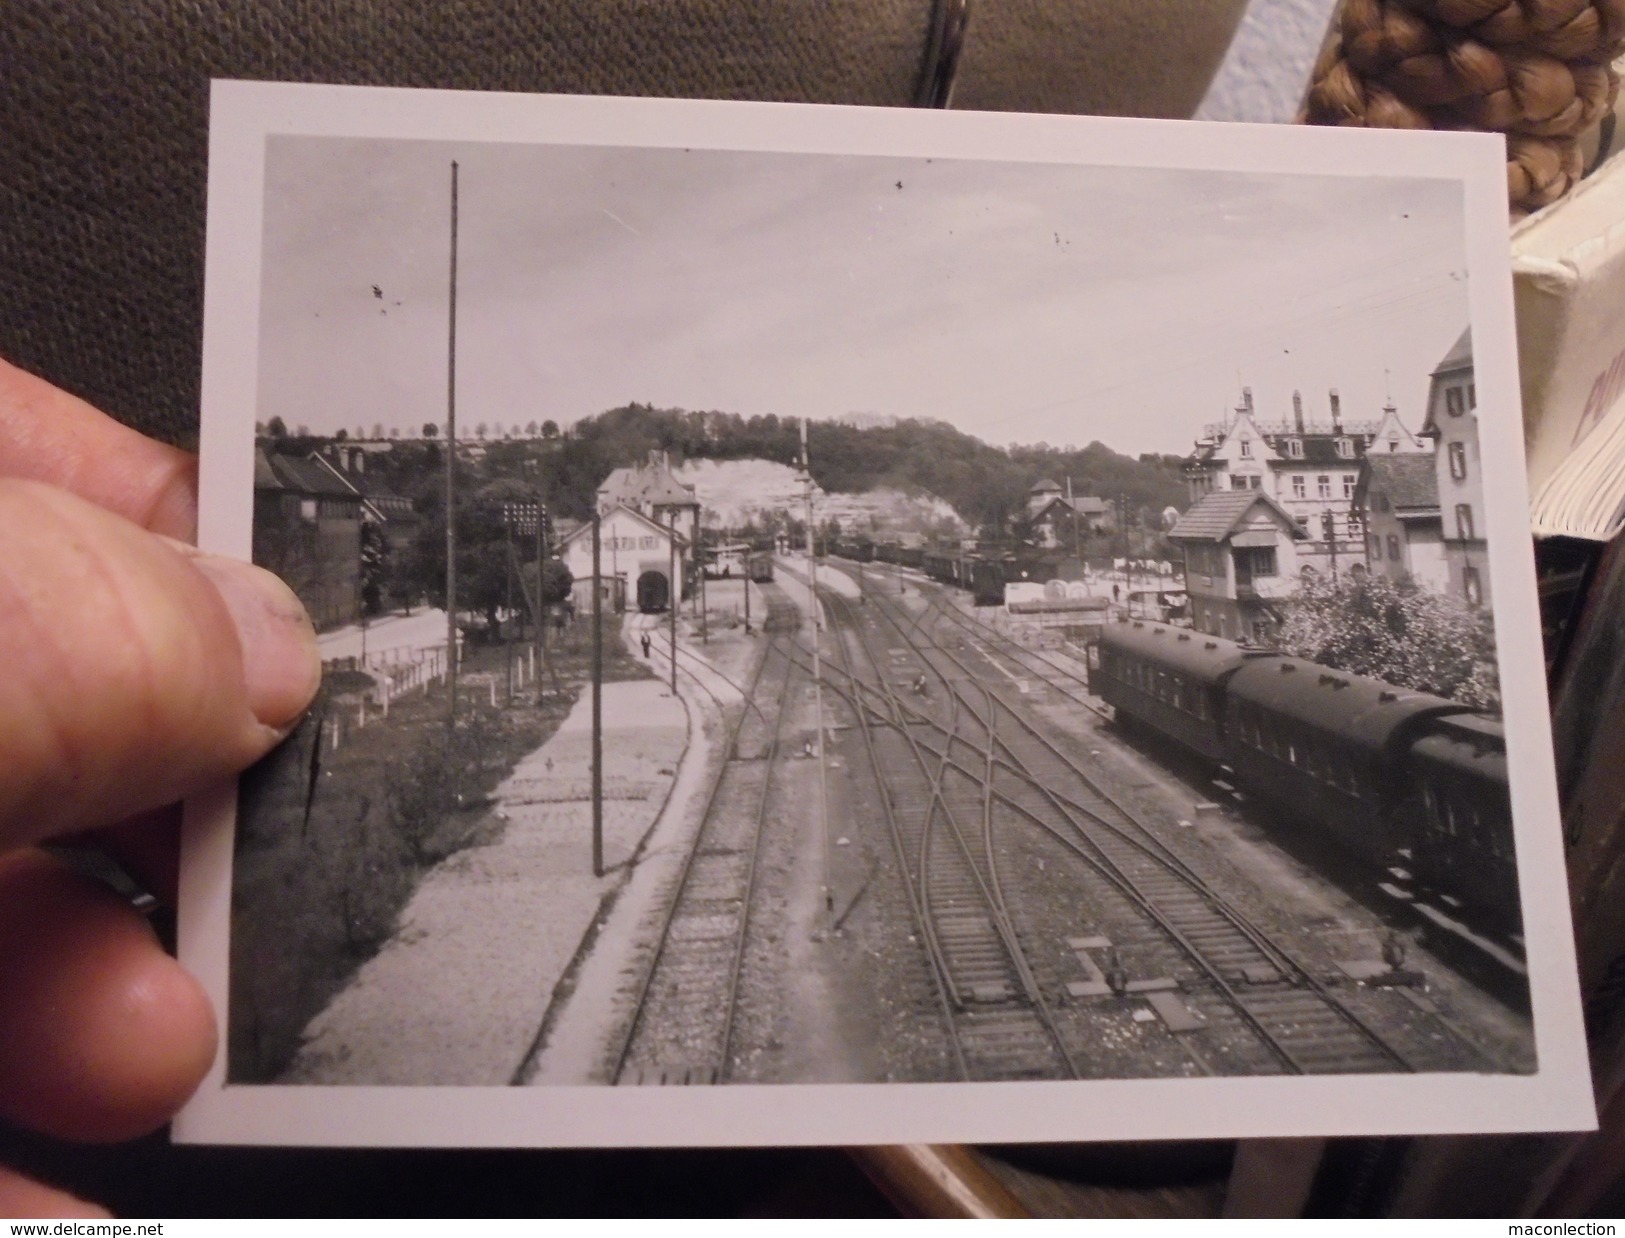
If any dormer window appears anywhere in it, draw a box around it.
[1336,438,1353,458]
[1387,434,1399,452]
[1287,438,1304,458]
[1446,387,1466,417]
[1239,439,1252,458]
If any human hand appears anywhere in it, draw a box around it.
[0,358,321,1215]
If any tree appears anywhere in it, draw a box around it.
[360,521,390,615]
[423,422,439,439]
[372,422,385,440]
[266,416,288,439]
[526,420,539,436]
[334,428,348,442]
[475,422,488,440]
[541,419,559,440]
[1271,572,1500,710]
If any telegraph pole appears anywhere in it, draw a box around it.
[533,500,544,700]
[802,418,833,922]
[668,512,678,694]
[591,512,604,877]
[445,160,459,731]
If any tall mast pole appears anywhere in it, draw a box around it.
[803,418,832,921]
[669,512,678,694]
[445,160,459,730]
[591,511,604,877]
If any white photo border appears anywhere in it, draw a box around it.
[179,79,1592,1146]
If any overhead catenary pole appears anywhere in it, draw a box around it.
[802,418,833,922]
[445,159,460,731]
[591,511,604,877]
[669,512,678,694]
[542,497,555,698]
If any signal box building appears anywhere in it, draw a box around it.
[1168,489,1308,643]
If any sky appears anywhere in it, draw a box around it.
[256,135,1470,457]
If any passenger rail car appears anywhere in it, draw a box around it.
[1093,622,1255,763]
[1407,712,1514,918]
[746,552,775,584]
[1223,658,1463,861]
[1097,617,1518,932]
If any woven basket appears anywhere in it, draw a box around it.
[1304,0,1625,211]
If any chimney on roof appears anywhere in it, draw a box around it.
[1329,388,1342,432]
[1292,389,1304,433]
[1241,386,1254,415]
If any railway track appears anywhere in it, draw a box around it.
[917,587,1103,717]
[815,568,1482,1076]
[819,585,1080,1082]
[610,594,801,1085]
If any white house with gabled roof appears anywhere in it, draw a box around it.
[558,502,690,614]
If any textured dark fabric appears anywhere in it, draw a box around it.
[956,0,1246,118]
[2,0,1245,449]
[1,0,934,447]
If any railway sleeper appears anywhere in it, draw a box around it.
[622,1064,721,1086]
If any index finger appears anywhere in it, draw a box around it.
[0,357,197,541]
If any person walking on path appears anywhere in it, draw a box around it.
[640,632,651,659]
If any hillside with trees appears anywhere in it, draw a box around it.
[432,403,1189,538]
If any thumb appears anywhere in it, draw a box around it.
[0,479,320,850]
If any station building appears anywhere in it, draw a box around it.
[1184,386,1429,579]
[558,502,689,614]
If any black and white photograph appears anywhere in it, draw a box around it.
[179,82,1590,1146]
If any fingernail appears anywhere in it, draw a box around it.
[188,552,322,731]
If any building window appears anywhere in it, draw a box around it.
[1235,546,1277,578]
[1387,434,1400,452]
[1288,438,1304,458]
[1456,503,1475,540]
[1239,438,1252,458]
[1347,514,1363,538]
[1291,475,1306,499]
[1448,441,1467,481]
[1317,475,1332,499]
[1446,386,1466,416]
[1336,438,1353,458]
[1370,535,1383,560]
[1464,565,1483,607]
[1250,475,1262,489]
[1343,474,1357,500]
[1469,383,1477,410]
[1388,534,1401,561]
[1232,475,1249,490]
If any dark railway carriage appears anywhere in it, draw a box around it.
[1408,713,1517,929]
[968,557,1007,607]
[746,552,775,583]
[1095,619,1253,762]
[921,549,958,586]
[636,569,671,614]
[1222,659,1465,862]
